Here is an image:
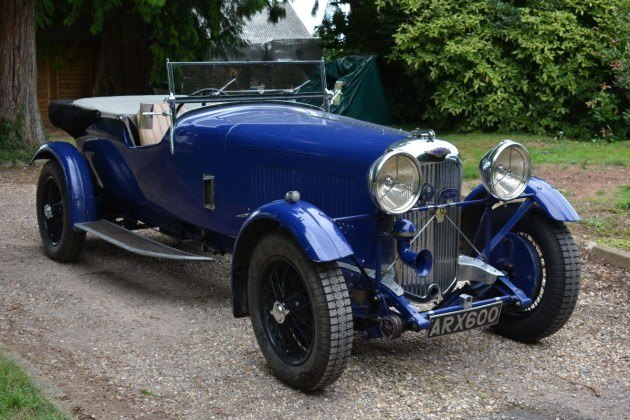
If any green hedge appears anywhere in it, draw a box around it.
[376,0,628,139]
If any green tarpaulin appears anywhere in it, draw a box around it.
[326,55,392,125]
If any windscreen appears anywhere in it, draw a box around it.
[167,61,327,107]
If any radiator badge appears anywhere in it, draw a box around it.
[435,207,447,223]
[428,147,449,157]
[439,187,459,203]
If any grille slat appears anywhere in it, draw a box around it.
[395,161,462,301]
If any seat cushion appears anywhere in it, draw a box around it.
[137,103,172,146]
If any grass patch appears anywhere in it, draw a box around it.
[600,237,630,251]
[0,354,66,419]
[616,185,630,211]
[139,389,160,398]
[582,216,610,232]
[0,146,39,166]
[0,129,75,165]
[580,184,630,249]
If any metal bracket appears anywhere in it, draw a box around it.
[481,198,534,258]
[459,294,473,309]
[495,276,532,308]
[458,255,503,284]
[380,273,404,296]
[378,282,431,331]
[142,111,171,118]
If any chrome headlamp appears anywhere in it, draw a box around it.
[479,140,532,200]
[369,150,422,214]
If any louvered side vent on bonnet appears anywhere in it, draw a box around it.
[251,164,355,217]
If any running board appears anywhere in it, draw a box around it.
[75,220,214,261]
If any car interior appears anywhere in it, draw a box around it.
[56,96,198,148]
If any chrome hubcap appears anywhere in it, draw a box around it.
[270,301,290,324]
[44,204,53,219]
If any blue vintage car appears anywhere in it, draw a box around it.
[33,61,580,391]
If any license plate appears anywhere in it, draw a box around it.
[427,301,503,338]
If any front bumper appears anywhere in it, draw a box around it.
[341,259,532,340]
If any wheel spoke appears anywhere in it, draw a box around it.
[288,308,312,331]
[283,287,307,302]
[47,182,54,204]
[53,217,62,238]
[287,314,311,349]
[269,270,281,300]
[280,265,291,296]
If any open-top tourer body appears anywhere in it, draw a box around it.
[33,61,580,391]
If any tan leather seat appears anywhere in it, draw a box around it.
[136,103,190,146]
[137,103,171,146]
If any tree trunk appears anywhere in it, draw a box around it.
[0,0,45,148]
[93,5,151,95]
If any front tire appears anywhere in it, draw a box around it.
[247,230,353,391]
[36,161,85,262]
[489,206,580,342]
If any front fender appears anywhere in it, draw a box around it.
[31,142,97,229]
[231,199,353,317]
[465,176,579,222]
[243,199,353,262]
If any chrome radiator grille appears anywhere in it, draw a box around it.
[395,161,462,302]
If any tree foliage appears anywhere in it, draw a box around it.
[316,1,401,58]
[322,0,629,139]
[38,0,288,90]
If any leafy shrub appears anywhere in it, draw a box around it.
[375,0,628,139]
[0,113,25,150]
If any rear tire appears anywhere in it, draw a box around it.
[36,161,85,262]
[247,230,353,391]
[489,206,580,342]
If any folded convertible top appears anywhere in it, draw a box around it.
[48,100,101,138]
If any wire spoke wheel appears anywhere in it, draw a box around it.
[261,259,314,365]
[487,205,580,342]
[247,230,353,391]
[42,177,64,245]
[36,161,85,262]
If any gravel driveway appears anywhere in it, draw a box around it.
[1,166,628,419]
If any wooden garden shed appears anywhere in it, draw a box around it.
[36,45,98,127]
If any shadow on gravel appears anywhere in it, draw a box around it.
[65,237,232,304]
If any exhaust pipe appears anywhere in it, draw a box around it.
[393,219,433,278]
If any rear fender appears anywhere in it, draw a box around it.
[465,176,579,222]
[31,142,97,229]
[231,199,353,317]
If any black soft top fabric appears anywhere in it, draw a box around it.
[48,100,101,138]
